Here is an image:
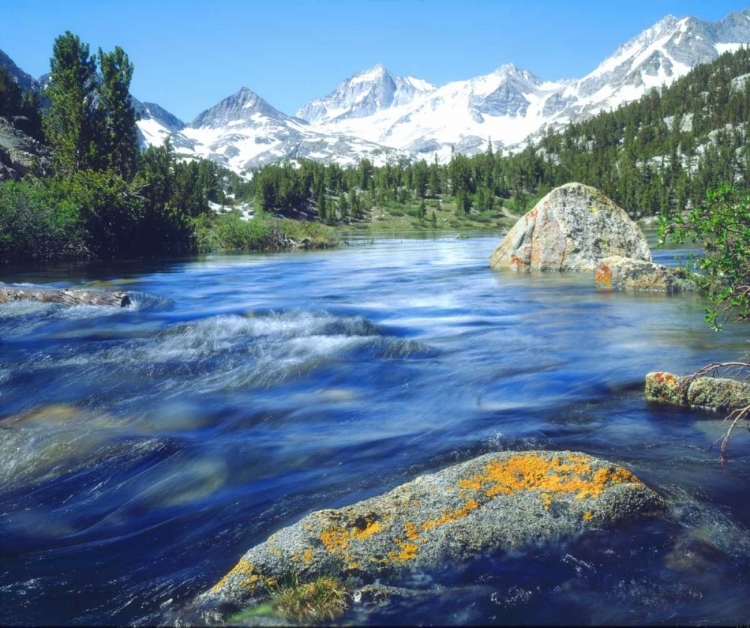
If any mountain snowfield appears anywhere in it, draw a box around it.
[3,9,749,173]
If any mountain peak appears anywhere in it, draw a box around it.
[350,64,391,84]
[493,62,522,74]
[191,87,290,129]
[296,64,433,124]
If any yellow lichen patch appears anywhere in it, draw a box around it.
[422,498,480,532]
[389,540,420,562]
[583,511,594,521]
[319,515,385,555]
[404,521,420,541]
[347,562,360,570]
[456,454,641,504]
[540,492,553,511]
[352,519,382,540]
[210,558,276,594]
[320,528,350,553]
[290,548,314,564]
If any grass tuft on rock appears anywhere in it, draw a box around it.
[273,574,348,623]
[230,574,349,625]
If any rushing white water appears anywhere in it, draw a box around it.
[1,235,749,626]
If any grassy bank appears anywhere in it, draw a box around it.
[198,211,340,253]
[330,196,517,235]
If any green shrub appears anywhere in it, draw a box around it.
[0,179,86,261]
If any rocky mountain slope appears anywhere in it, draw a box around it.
[176,87,408,171]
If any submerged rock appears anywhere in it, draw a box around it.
[595,256,698,292]
[193,451,663,613]
[0,285,130,307]
[645,371,750,410]
[490,183,651,272]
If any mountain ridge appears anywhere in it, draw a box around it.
[4,8,750,173]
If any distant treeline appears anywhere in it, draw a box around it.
[250,47,750,222]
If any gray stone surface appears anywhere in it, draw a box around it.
[645,371,750,410]
[490,183,651,272]
[595,255,698,292]
[193,450,663,613]
[0,117,49,181]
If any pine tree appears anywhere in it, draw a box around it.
[97,46,139,180]
[43,31,98,174]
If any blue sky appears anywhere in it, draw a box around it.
[2,1,748,122]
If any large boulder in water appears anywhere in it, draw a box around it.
[192,451,663,615]
[490,183,651,272]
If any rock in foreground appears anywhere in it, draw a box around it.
[646,371,750,410]
[195,451,663,613]
[490,183,651,272]
[0,285,130,307]
[595,256,698,292]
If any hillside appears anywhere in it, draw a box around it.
[247,46,750,227]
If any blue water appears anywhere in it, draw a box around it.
[1,235,749,625]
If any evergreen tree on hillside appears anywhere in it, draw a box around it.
[43,32,98,174]
[96,46,139,181]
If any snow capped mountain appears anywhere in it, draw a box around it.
[7,8,750,174]
[296,9,750,161]
[298,63,565,161]
[552,10,750,123]
[163,87,408,171]
[295,64,436,124]
[132,99,185,148]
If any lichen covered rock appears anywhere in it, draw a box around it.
[646,371,750,410]
[490,183,651,272]
[595,256,697,292]
[194,451,663,613]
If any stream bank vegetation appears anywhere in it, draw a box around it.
[661,183,750,459]
[4,39,750,260]
[228,573,349,625]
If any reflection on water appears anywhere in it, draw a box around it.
[1,235,749,625]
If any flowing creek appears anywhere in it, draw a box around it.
[1,233,749,625]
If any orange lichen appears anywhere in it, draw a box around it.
[653,372,677,385]
[320,529,350,553]
[583,511,594,521]
[352,519,383,540]
[290,548,315,564]
[456,454,640,504]
[540,492,553,511]
[404,521,420,541]
[210,558,276,594]
[320,515,384,555]
[510,254,526,270]
[389,540,420,562]
[422,498,480,532]
[595,264,612,288]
